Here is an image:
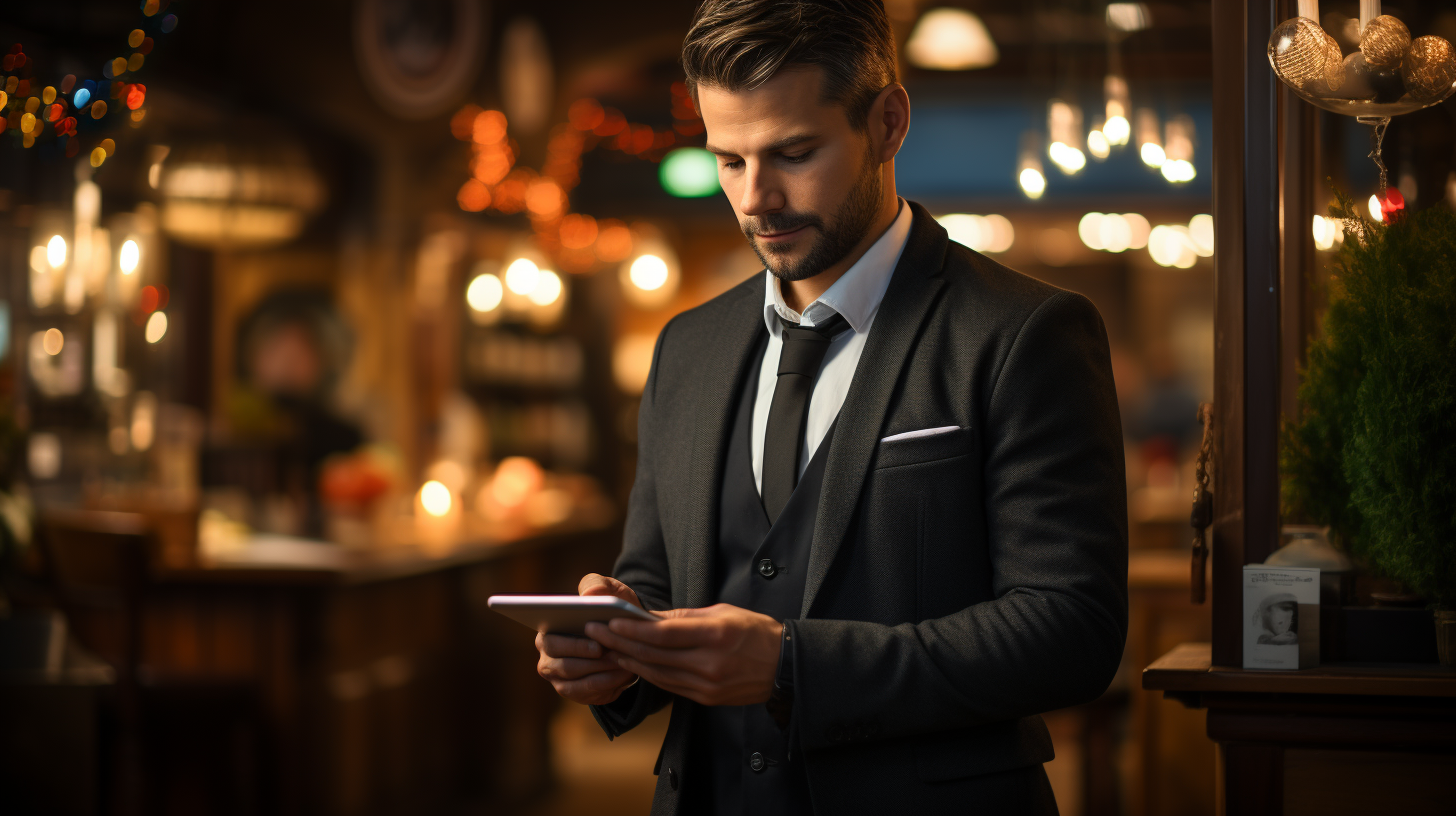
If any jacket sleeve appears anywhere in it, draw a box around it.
[791,291,1129,751]
[590,319,678,738]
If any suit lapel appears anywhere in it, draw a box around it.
[677,279,767,609]
[801,203,949,617]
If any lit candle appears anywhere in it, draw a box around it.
[1359,0,1380,33]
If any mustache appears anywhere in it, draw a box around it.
[740,212,822,238]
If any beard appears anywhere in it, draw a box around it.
[740,144,883,283]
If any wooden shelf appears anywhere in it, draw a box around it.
[1143,642,1456,698]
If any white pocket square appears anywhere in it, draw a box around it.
[880,426,961,443]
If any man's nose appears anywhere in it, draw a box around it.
[737,161,784,216]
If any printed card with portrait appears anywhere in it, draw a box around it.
[1243,565,1320,670]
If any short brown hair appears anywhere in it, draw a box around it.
[682,0,898,131]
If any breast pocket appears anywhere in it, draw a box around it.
[873,426,973,470]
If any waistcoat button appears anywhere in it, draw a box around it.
[749,752,766,772]
[758,558,776,578]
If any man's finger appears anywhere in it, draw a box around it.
[591,632,709,672]
[554,669,636,701]
[599,616,718,648]
[613,656,707,698]
[538,632,603,659]
[540,656,622,681]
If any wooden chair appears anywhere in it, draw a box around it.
[39,508,260,816]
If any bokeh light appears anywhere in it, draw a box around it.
[1019,167,1046,199]
[420,480,453,517]
[528,269,563,307]
[504,258,541,295]
[628,254,669,292]
[47,235,67,268]
[42,328,64,356]
[1188,214,1216,256]
[466,273,504,313]
[660,148,720,198]
[144,311,168,343]
[120,239,141,274]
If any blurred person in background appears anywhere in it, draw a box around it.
[534,1,1128,813]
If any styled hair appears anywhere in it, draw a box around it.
[681,0,898,130]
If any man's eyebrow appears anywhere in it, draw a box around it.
[705,133,820,156]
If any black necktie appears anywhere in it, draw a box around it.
[761,311,849,524]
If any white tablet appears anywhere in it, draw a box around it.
[487,594,658,635]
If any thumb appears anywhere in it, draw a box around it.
[654,605,716,619]
[579,574,640,606]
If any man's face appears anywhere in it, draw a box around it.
[697,68,883,282]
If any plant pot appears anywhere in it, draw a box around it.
[1436,610,1456,667]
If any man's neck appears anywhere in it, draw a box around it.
[781,192,901,314]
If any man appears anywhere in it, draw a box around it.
[534,1,1127,812]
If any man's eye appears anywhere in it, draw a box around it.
[720,159,744,170]
[782,151,812,163]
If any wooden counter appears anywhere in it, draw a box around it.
[49,513,623,816]
[1143,643,1456,816]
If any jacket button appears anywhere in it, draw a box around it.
[749,752,766,772]
[667,767,678,790]
[758,558,776,578]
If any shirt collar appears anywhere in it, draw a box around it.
[763,198,912,336]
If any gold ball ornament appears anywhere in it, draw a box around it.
[1360,15,1411,72]
[1269,17,1345,95]
[1400,36,1456,104]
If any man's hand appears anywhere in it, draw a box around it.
[585,603,782,707]
[534,574,644,705]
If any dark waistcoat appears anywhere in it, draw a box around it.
[688,335,837,816]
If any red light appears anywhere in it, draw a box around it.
[126,84,146,110]
[140,286,159,313]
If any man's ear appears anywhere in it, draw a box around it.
[873,83,911,164]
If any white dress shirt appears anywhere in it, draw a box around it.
[751,198,913,493]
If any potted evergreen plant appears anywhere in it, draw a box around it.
[1281,194,1456,665]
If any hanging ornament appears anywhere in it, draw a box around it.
[1359,15,1410,72]
[1339,52,1405,103]
[1268,17,1344,95]
[1267,5,1455,197]
[1400,36,1456,103]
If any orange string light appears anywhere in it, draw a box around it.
[452,86,704,273]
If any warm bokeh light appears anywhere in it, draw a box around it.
[528,269,563,307]
[1189,214,1216,256]
[119,239,140,274]
[558,213,598,250]
[420,480,453,517]
[42,328,64,356]
[905,8,999,70]
[457,179,491,212]
[628,254,669,292]
[1368,194,1383,222]
[47,235,67,268]
[1087,128,1111,160]
[1106,3,1151,32]
[1161,159,1196,183]
[144,311,168,343]
[486,457,544,509]
[504,258,541,295]
[1049,141,1086,174]
[1149,225,1199,268]
[466,273,504,313]
[1312,215,1340,250]
[1140,142,1166,168]
[937,213,1014,253]
[1103,115,1131,146]
[594,221,634,262]
[1019,167,1046,199]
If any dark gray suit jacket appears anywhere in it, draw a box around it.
[593,201,1128,814]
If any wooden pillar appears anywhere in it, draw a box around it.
[1210,0,1283,667]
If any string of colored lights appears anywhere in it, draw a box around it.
[452,82,705,274]
[1,0,178,164]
